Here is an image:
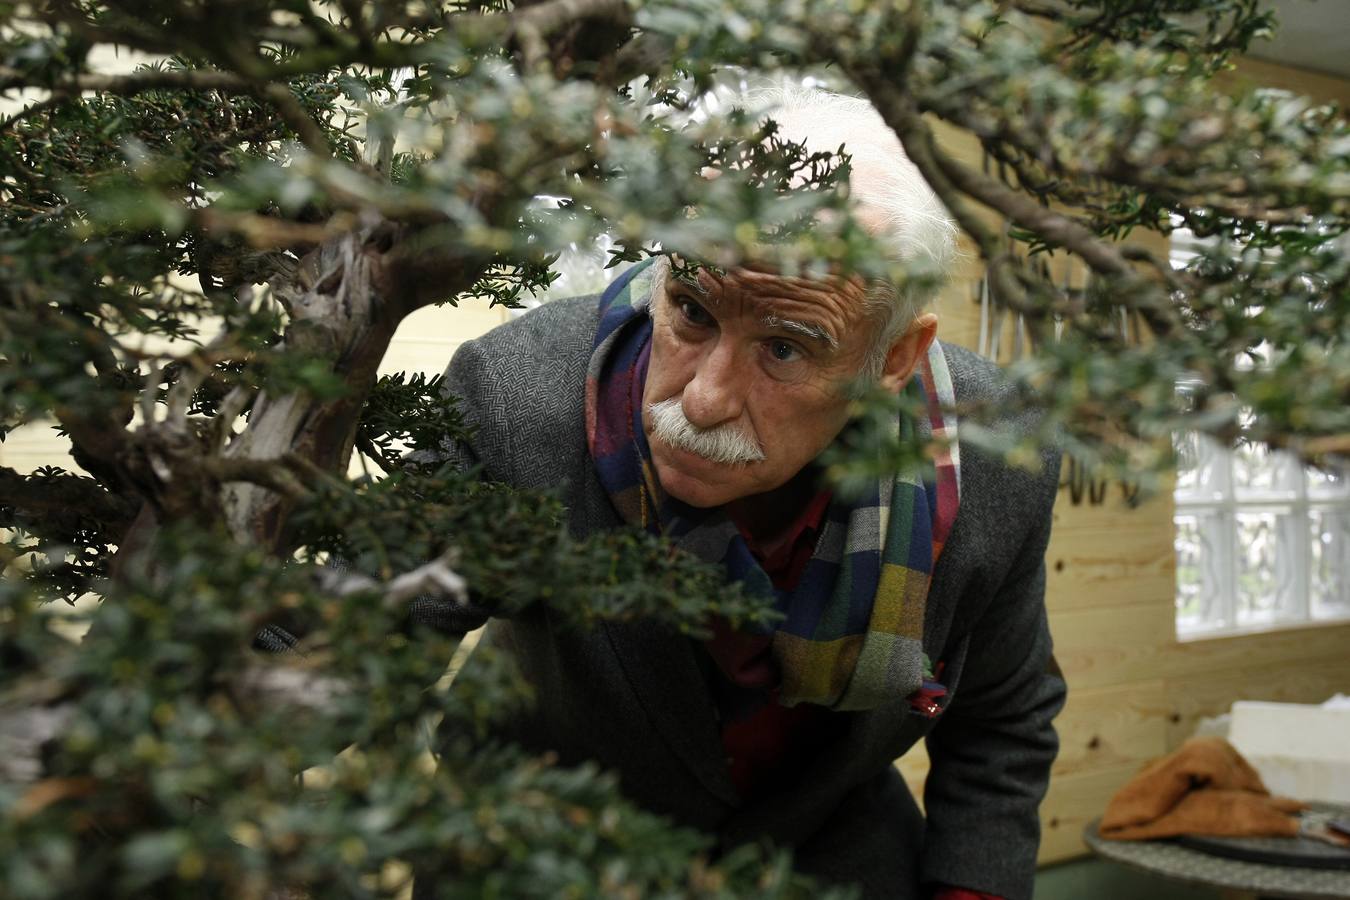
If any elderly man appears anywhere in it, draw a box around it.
[433,92,1065,900]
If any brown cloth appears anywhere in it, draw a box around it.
[1100,737,1307,841]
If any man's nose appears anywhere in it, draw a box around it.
[681,339,749,429]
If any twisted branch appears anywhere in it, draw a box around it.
[0,466,139,531]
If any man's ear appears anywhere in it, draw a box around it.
[878,313,939,394]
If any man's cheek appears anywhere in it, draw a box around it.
[652,354,696,398]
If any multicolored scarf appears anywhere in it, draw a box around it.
[584,256,961,712]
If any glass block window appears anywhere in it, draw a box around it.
[1170,221,1350,636]
[1174,430,1350,636]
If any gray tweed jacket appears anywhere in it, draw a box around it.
[434,295,1066,900]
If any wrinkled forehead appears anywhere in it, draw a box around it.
[661,259,876,354]
[675,264,861,305]
[664,258,871,316]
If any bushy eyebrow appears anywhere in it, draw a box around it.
[667,277,837,350]
[762,313,838,350]
[669,275,710,300]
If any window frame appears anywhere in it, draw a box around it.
[1170,223,1350,639]
[1174,428,1350,638]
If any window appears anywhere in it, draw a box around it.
[1171,223,1350,637]
[1174,429,1350,636]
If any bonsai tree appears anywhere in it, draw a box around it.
[1,0,1344,896]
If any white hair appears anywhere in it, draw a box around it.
[744,86,958,380]
[647,397,764,465]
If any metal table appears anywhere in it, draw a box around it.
[1084,818,1350,900]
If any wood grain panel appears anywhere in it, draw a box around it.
[1036,763,1141,864]
[932,281,1041,365]
[1052,605,1350,690]
[1163,654,1350,749]
[1045,516,1176,612]
[1049,487,1171,533]
[1048,603,1176,691]
[1162,623,1350,681]
[1052,680,1168,777]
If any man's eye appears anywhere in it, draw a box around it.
[767,340,803,363]
[679,300,713,327]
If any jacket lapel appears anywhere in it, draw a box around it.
[603,618,742,807]
[569,461,741,806]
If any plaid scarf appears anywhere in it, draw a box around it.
[584,257,961,711]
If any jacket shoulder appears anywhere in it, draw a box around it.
[468,295,600,366]
[440,296,599,487]
[943,341,1017,408]
[942,341,1055,460]
[938,339,1062,566]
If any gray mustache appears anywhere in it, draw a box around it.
[647,398,765,465]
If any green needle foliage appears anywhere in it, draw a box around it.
[0,0,1345,896]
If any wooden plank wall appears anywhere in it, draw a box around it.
[899,56,1350,864]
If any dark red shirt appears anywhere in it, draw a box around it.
[705,492,1005,900]
[709,487,833,800]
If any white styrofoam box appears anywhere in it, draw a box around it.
[1229,700,1350,803]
